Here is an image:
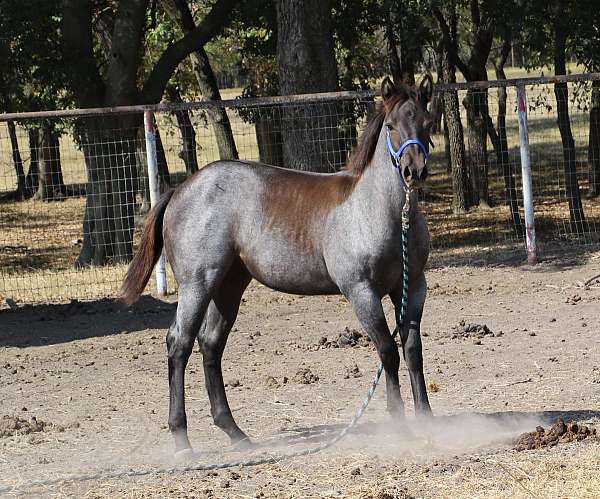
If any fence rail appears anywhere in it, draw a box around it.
[2,73,600,304]
[2,73,599,122]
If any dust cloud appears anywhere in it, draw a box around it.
[334,412,544,458]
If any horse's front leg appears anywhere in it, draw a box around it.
[345,283,404,418]
[390,273,432,416]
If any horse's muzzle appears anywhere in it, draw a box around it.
[402,163,428,187]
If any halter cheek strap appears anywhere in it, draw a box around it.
[386,128,432,164]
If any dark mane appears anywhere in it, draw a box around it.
[261,83,424,253]
[344,85,416,177]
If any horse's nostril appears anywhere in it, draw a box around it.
[403,166,411,180]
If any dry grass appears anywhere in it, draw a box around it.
[426,443,600,499]
[42,442,599,498]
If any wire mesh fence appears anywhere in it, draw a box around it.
[1,74,600,304]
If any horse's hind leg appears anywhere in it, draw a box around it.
[167,280,216,455]
[391,273,432,416]
[199,261,251,445]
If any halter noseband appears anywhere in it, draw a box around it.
[385,128,434,194]
[386,128,432,166]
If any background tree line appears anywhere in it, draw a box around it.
[1,0,599,267]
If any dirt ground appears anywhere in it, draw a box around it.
[1,245,600,498]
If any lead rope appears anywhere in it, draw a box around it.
[0,194,413,494]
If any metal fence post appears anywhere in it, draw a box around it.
[143,110,168,296]
[516,83,537,264]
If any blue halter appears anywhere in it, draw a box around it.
[386,128,431,166]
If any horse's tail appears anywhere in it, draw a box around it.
[120,189,175,306]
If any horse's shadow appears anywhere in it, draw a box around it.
[244,409,600,452]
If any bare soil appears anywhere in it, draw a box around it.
[1,247,599,498]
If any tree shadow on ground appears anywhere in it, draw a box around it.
[0,294,176,348]
[429,240,600,271]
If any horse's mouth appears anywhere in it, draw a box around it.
[401,165,427,189]
[400,166,427,189]
[403,175,425,190]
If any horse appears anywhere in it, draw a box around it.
[121,76,434,456]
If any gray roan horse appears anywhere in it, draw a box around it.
[122,76,434,456]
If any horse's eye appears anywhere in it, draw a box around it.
[385,123,393,130]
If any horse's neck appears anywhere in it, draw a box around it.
[351,133,415,221]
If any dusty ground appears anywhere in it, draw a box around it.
[1,246,600,498]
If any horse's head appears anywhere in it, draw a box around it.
[381,75,434,188]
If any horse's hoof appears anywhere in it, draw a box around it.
[416,407,434,420]
[174,447,195,462]
[387,407,406,421]
[231,436,254,451]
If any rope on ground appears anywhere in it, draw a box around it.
[584,272,600,287]
[0,194,413,495]
[0,336,393,495]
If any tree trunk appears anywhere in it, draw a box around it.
[62,0,238,268]
[386,2,403,84]
[494,45,523,233]
[255,115,284,166]
[174,108,199,175]
[433,45,445,135]
[25,128,40,195]
[75,118,138,267]
[494,73,508,180]
[434,43,450,173]
[433,1,493,208]
[554,8,587,233]
[156,126,171,187]
[443,112,451,174]
[189,49,238,160]
[35,125,66,201]
[276,0,345,172]
[386,0,416,85]
[588,79,600,197]
[337,49,359,155]
[166,87,199,175]
[7,121,26,199]
[441,55,469,213]
[464,89,490,208]
[161,0,238,160]
[554,82,586,232]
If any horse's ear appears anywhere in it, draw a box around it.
[419,74,434,106]
[381,76,396,101]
